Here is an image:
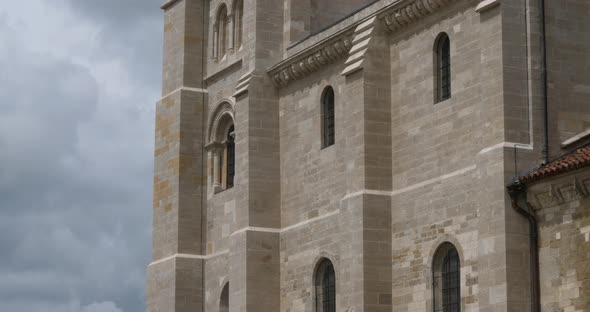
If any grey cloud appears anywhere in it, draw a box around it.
[0,1,158,311]
[63,0,163,91]
[64,0,161,25]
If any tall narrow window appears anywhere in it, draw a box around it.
[207,102,235,194]
[433,243,460,312]
[217,5,229,59]
[220,282,229,312]
[226,125,235,189]
[234,0,244,49]
[321,86,335,148]
[315,259,336,312]
[434,33,451,102]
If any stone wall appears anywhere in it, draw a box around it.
[546,0,590,152]
[150,0,590,311]
[528,170,590,312]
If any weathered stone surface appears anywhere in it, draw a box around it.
[148,0,590,311]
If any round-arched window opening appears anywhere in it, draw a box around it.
[321,86,335,148]
[434,32,451,103]
[432,242,460,312]
[220,282,229,312]
[314,258,336,312]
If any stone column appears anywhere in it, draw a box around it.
[228,14,235,53]
[213,26,219,61]
[147,1,208,312]
[213,146,222,190]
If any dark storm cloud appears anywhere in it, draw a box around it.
[0,1,161,311]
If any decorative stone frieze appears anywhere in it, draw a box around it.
[529,177,590,210]
[383,0,460,32]
[267,34,353,87]
[267,0,483,85]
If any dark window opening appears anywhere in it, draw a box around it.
[433,244,460,312]
[435,33,451,102]
[220,282,229,312]
[321,87,335,148]
[315,259,336,312]
[226,125,235,189]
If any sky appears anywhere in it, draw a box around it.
[0,0,162,311]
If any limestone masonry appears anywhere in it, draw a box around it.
[147,0,590,311]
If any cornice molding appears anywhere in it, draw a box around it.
[266,0,478,87]
[383,0,465,32]
[268,34,353,87]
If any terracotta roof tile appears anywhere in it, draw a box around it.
[519,145,590,184]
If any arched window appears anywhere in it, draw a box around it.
[216,5,229,59]
[234,0,244,49]
[433,243,460,312]
[220,282,229,312]
[434,33,451,103]
[315,259,336,312]
[225,125,235,189]
[321,86,335,148]
[207,102,235,193]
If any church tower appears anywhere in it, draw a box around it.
[147,0,285,311]
[147,0,208,311]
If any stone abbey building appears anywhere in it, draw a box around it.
[147,0,590,311]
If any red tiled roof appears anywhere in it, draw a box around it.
[519,145,590,184]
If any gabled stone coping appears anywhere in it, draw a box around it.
[267,0,481,88]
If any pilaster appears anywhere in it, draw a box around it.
[340,19,393,312]
[148,1,208,311]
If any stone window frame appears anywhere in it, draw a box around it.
[314,257,336,312]
[213,3,230,61]
[321,86,336,149]
[233,0,244,50]
[434,32,451,103]
[431,241,462,312]
[213,0,244,62]
[206,100,236,194]
[219,282,229,312]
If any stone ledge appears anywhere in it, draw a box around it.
[205,58,243,83]
[475,0,500,13]
[562,128,590,148]
[160,0,181,10]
